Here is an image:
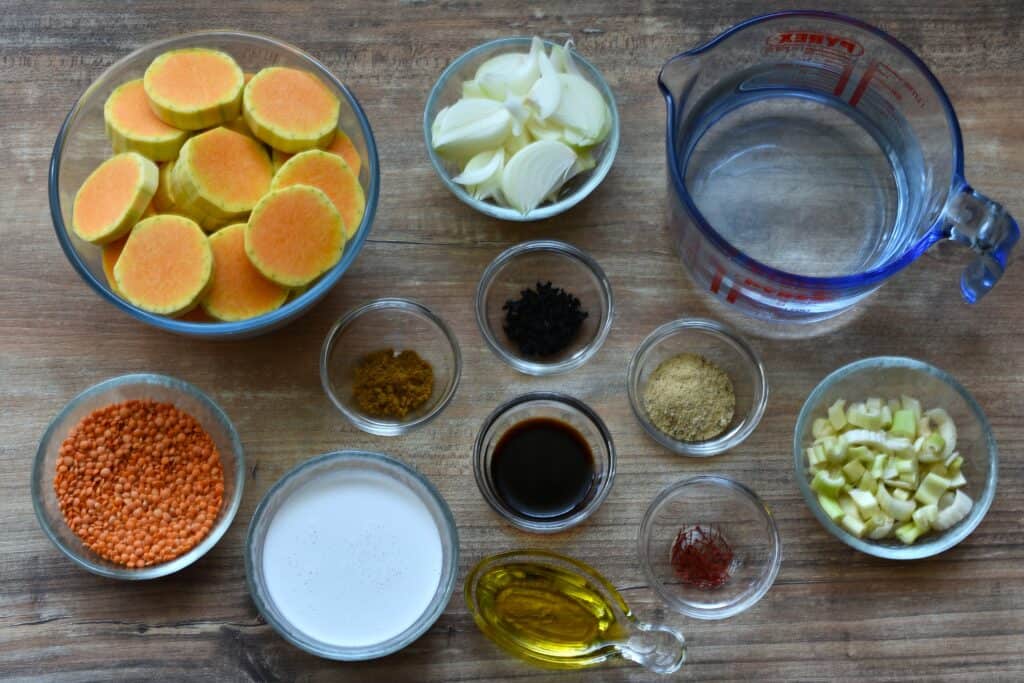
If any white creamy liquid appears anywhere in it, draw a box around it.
[262,468,444,647]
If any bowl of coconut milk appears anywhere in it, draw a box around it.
[245,450,459,660]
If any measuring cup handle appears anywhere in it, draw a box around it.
[944,186,1020,302]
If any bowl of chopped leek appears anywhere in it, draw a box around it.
[793,357,997,560]
[423,36,619,221]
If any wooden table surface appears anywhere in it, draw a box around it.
[2,1,1022,681]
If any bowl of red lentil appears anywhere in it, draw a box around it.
[31,373,245,579]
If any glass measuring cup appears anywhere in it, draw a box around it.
[660,11,1019,322]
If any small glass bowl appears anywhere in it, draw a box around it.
[424,36,620,222]
[627,318,768,456]
[245,450,459,660]
[476,240,614,376]
[31,373,245,580]
[49,31,380,339]
[638,475,782,620]
[794,356,998,560]
[320,298,462,436]
[473,392,616,533]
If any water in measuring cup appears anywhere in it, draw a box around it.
[681,74,919,278]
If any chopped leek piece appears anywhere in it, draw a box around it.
[847,402,883,430]
[915,472,951,505]
[924,408,957,456]
[870,453,888,479]
[838,494,861,521]
[891,409,917,439]
[919,432,946,463]
[880,405,893,430]
[817,494,845,521]
[901,395,922,421]
[914,503,938,531]
[868,516,894,539]
[812,417,835,439]
[892,487,910,501]
[934,490,973,530]
[895,522,925,545]
[841,515,867,538]
[842,459,866,483]
[948,472,967,488]
[847,445,873,464]
[828,400,848,430]
[878,484,916,521]
[887,398,902,414]
[848,489,879,517]
[858,470,877,494]
[811,470,845,498]
[806,444,826,468]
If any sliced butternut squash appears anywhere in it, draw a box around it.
[201,223,288,321]
[143,48,244,130]
[272,149,365,239]
[72,152,158,244]
[243,67,339,153]
[101,235,128,296]
[244,185,343,287]
[171,126,273,226]
[325,129,361,176]
[114,215,213,316]
[152,161,177,212]
[104,79,188,161]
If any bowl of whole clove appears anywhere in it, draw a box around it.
[476,240,613,375]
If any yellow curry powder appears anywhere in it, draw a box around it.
[352,349,434,419]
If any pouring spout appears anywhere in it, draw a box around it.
[658,53,702,103]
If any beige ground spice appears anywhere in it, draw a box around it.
[642,352,735,442]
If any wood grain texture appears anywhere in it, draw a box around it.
[2,1,1023,681]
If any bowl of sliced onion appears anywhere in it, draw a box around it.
[794,357,997,560]
[423,36,619,222]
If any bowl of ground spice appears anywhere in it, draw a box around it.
[627,319,768,456]
[320,298,462,436]
[476,240,613,376]
[31,373,244,579]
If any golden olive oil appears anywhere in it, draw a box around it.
[469,560,629,668]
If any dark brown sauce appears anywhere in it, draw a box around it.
[491,418,595,520]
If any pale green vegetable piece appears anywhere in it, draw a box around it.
[806,445,826,468]
[842,459,866,483]
[891,409,917,439]
[811,470,845,498]
[847,445,873,465]
[453,148,504,186]
[878,484,915,521]
[838,494,861,521]
[848,402,884,430]
[813,417,835,439]
[915,472,951,505]
[934,490,972,530]
[462,80,486,98]
[902,395,922,421]
[914,503,938,530]
[895,521,925,545]
[841,515,867,538]
[891,487,910,501]
[948,472,967,488]
[858,470,877,494]
[848,489,879,517]
[828,399,848,430]
[868,516,895,539]
[925,408,957,457]
[817,494,845,521]
[919,432,946,463]
[870,453,888,479]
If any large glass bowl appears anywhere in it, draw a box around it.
[794,357,998,559]
[245,450,459,660]
[423,36,619,222]
[31,373,245,579]
[49,30,379,339]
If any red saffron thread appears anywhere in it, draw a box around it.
[670,524,733,590]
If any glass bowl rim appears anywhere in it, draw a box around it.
[474,239,615,376]
[31,372,245,580]
[626,318,769,456]
[48,29,381,338]
[792,355,999,560]
[472,391,617,533]
[244,449,460,660]
[422,35,620,222]
[637,474,783,620]
[319,297,463,436]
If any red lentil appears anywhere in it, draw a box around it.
[54,399,225,568]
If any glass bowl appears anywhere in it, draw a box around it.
[423,36,620,222]
[794,356,998,560]
[320,298,462,436]
[49,30,379,339]
[245,450,459,660]
[638,475,782,620]
[31,373,245,580]
[627,318,768,456]
[476,240,614,375]
[473,392,616,533]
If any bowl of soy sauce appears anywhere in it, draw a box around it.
[472,392,616,533]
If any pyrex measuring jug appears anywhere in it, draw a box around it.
[660,11,1019,322]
